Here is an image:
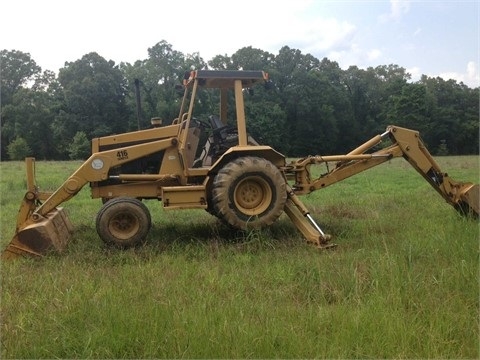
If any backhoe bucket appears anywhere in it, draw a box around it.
[1,208,73,260]
[458,184,479,217]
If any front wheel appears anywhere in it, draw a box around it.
[96,197,151,248]
[211,156,287,230]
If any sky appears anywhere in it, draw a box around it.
[1,0,479,88]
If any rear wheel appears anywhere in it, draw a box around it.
[96,197,151,248]
[211,156,287,230]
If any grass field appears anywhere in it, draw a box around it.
[1,156,479,358]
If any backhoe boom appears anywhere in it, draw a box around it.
[288,125,479,217]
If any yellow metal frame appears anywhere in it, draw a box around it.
[3,69,477,259]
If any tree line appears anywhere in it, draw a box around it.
[1,40,478,161]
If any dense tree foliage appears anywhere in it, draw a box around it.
[1,43,478,160]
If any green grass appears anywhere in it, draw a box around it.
[1,156,479,358]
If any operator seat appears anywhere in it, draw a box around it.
[208,115,229,142]
[208,114,224,129]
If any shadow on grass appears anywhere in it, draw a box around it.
[63,215,309,265]
[7,203,366,265]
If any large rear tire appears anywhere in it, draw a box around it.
[211,156,287,230]
[96,197,151,248]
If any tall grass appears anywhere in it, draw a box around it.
[1,157,479,358]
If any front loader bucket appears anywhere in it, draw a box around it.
[1,208,73,260]
[457,184,479,218]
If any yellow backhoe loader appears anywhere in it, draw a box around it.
[2,70,478,259]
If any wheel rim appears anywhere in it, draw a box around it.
[108,212,140,240]
[234,176,272,216]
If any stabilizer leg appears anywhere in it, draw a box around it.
[284,186,336,249]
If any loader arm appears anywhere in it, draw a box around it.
[32,138,177,218]
[288,125,478,217]
[2,138,178,259]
